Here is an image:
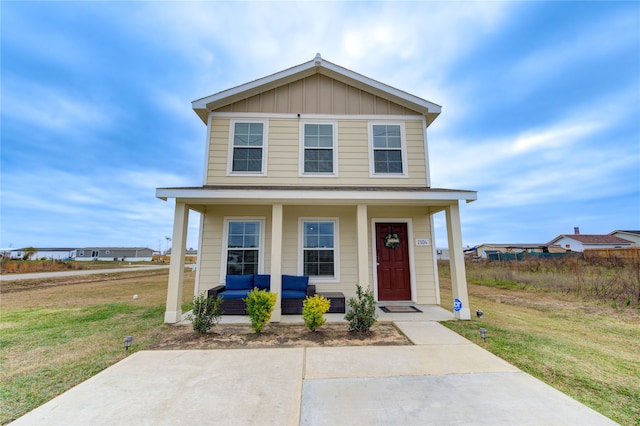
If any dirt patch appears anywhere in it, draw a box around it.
[1,270,169,293]
[147,322,412,350]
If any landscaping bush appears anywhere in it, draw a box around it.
[187,293,222,334]
[345,283,377,332]
[302,294,331,331]
[244,288,277,333]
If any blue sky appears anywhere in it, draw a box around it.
[2,1,639,252]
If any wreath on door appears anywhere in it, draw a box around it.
[384,233,401,249]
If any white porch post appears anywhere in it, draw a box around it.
[270,203,283,322]
[164,201,189,324]
[356,204,370,289]
[445,202,471,320]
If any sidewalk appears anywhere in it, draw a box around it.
[0,264,171,281]
[10,321,616,425]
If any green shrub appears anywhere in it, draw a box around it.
[187,293,222,334]
[344,283,377,332]
[302,294,331,331]
[244,288,277,333]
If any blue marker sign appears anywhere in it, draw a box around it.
[453,298,463,312]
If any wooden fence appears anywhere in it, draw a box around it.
[583,247,640,262]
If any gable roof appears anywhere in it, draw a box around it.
[192,53,442,125]
[609,230,640,236]
[548,234,633,245]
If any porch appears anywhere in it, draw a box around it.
[157,186,476,323]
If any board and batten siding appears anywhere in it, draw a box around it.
[206,117,428,187]
[214,74,422,116]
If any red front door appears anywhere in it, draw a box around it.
[376,223,411,301]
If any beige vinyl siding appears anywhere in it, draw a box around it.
[197,204,437,303]
[206,118,428,187]
[368,206,437,304]
[280,206,358,297]
[196,205,272,294]
[215,74,422,116]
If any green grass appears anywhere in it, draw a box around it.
[2,263,639,425]
[0,269,191,425]
[0,303,166,423]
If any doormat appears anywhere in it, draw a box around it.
[379,306,422,313]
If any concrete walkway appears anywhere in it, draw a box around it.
[10,321,616,426]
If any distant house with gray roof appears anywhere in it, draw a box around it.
[8,248,76,260]
[74,247,153,261]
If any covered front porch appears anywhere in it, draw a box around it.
[157,186,476,323]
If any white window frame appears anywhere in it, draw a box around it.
[368,121,408,178]
[227,119,269,176]
[298,217,340,283]
[299,121,338,177]
[220,217,265,282]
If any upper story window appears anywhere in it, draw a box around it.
[228,121,267,174]
[369,123,407,177]
[301,122,337,176]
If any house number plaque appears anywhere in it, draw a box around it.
[415,239,430,246]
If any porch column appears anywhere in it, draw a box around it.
[445,202,471,320]
[269,203,283,322]
[356,204,370,289]
[164,201,188,324]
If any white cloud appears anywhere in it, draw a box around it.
[2,74,119,132]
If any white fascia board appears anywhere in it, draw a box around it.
[319,60,441,114]
[192,59,317,110]
[156,187,477,204]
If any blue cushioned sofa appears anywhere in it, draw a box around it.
[207,274,315,315]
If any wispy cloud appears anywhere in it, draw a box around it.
[1,1,638,250]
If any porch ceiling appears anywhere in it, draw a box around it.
[156,185,477,212]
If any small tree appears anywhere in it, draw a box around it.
[302,294,331,332]
[187,293,222,334]
[22,247,37,261]
[244,288,277,333]
[344,283,377,332]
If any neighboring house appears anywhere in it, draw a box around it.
[75,247,154,261]
[609,230,640,246]
[467,243,564,259]
[165,248,198,263]
[435,248,449,260]
[9,248,75,260]
[157,54,477,323]
[548,229,634,252]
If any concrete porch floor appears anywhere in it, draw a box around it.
[178,304,455,325]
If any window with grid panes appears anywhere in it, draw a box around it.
[303,123,334,174]
[226,221,260,275]
[302,221,335,277]
[372,124,403,174]
[231,122,264,172]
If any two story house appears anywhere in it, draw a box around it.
[157,54,477,323]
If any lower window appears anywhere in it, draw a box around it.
[301,220,337,278]
[226,221,261,275]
